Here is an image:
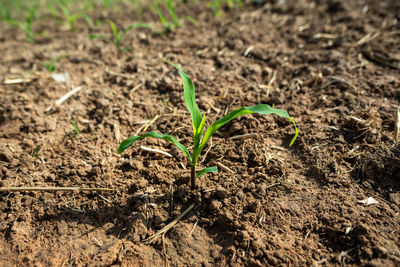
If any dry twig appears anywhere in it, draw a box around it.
[143,203,195,244]
[0,187,115,192]
[217,162,235,174]
[55,86,83,106]
[140,146,173,157]
[395,108,400,144]
[228,133,257,140]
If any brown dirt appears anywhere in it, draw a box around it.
[1,0,400,266]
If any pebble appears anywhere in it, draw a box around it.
[389,193,400,205]
[238,230,250,241]
[0,148,13,163]
[215,187,228,200]
[247,201,260,213]
[210,200,222,211]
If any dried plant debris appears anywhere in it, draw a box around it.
[343,107,382,144]
[362,46,400,70]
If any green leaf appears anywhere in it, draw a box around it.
[182,16,199,27]
[108,20,119,39]
[164,62,203,140]
[196,166,218,177]
[60,4,71,17]
[70,119,80,137]
[124,23,152,34]
[154,5,167,26]
[166,0,181,27]
[89,34,102,40]
[195,104,298,158]
[193,114,205,149]
[117,131,191,161]
[82,13,93,28]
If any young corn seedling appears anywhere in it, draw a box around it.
[207,0,243,16]
[59,4,82,31]
[154,2,177,33]
[118,62,298,189]
[41,54,67,72]
[65,119,80,139]
[8,7,36,43]
[90,20,151,55]
[154,0,198,33]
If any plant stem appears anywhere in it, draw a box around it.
[190,165,196,189]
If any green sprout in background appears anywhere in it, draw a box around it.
[90,20,151,55]
[154,0,198,33]
[59,3,82,31]
[207,0,243,16]
[154,1,178,33]
[7,7,36,43]
[41,54,67,72]
[67,119,80,138]
[118,62,298,189]
[82,12,94,28]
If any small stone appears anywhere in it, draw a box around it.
[215,187,228,200]
[251,237,265,252]
[389,193,400,205]
[270,90,285,104]
[321,67,333,76]
[242,64,262,77]
[246,182,256,191]
[247,200,260,213]
[138,32,149,44]
[262,66,273,78]
[57,220,69,235]
[233,38,243,50]
[45,118,57,131]
[21,196,33,208]
[21,139,34,149]
[11,221,30,238]
[225,246,235,257]
[229,122,242,134]
[0,201,7,211]
[210,200,222,211]
[161,76,172,86]
[0,148,13,163]
[135,178,148,190]
[77,168,88,176]
[238,230,250,241]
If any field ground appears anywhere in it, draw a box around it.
[0,0,399,266]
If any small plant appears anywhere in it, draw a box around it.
[66,119,80,138]
[8,7,36,43]
[154,0,198,33]
[207,0,243,16]
[90,20,151,55]
[101,0,114,9]
[154,2,177,33]
[118,62,298,189]
[82,13,94,28]
[0,4,12,21]
[41,54,67,72]
[59,4,82,31]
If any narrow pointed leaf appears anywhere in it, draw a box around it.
[166,0,180,27]
[198,104,298,152]
[117,131,191,161]
[193,115,205,149]
[164,61,202,134]
[155,5,167,26]
[196,166,218,177]
[124,23,152,34]
[108,20,119,39]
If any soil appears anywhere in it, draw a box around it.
[1,0,400,266]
